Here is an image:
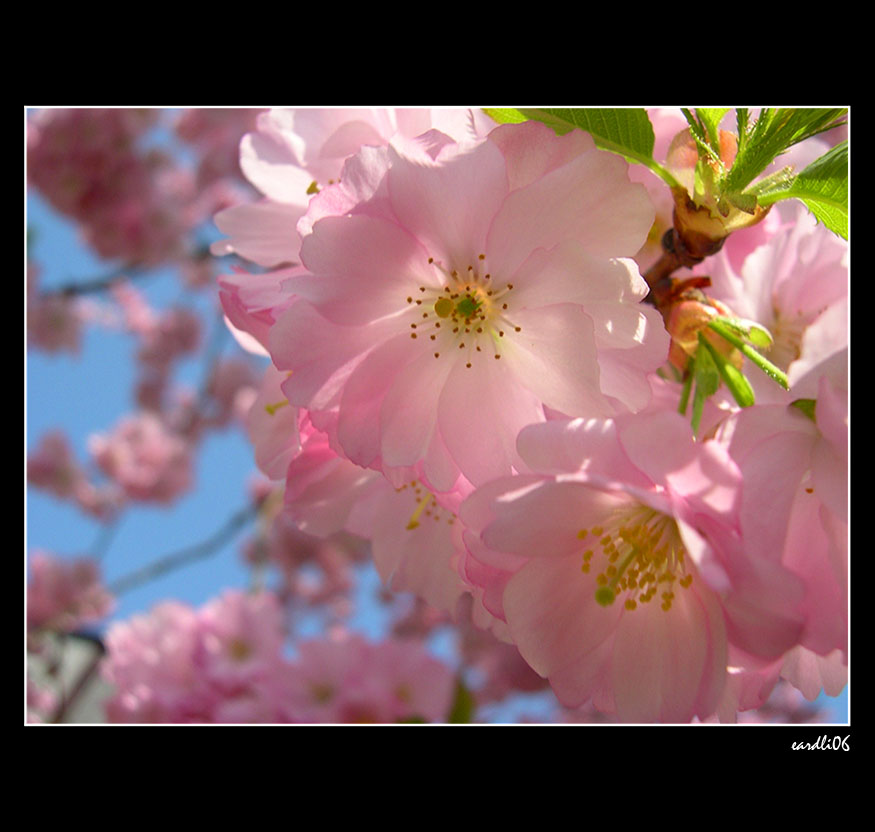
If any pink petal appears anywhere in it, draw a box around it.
[486,147,655,278]
[212,201,304,267]
[437,355,543,486]
[299,214,434,326]
[502,304,614,418]
[387,138,509,268]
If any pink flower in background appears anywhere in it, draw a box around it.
[89,412,193,503]
[196,590,287,689]
[173,108,264,187]
[268,120,667,491]
[102,600,213,722]
[714,349,848,661]
[27,109,198,266]
[284,634,456,723]
[27,552,114,635]
[28,430,122,519]
[102,591,295,724]
[27,263,83,353]
[695,202,848,403]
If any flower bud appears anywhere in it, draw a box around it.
[667,296,743,372]
[666,128,769,258]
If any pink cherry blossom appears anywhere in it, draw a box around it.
[173,108,264,187]
[102,591,295,724]
[27,262,83,353]
[694,201,848,404]
[284,633,456,723]
[27,431,122,519]
[714,348,848,661]
[274,404,472,614]
[267,120,668,491]
[27,551,114,635]
[88,412,194,503]
[457,408,813,722]
[27,109,200,267]
[211,107,494,268]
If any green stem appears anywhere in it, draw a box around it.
[707,319,789,390]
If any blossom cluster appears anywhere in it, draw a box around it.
[100,589,455,724]
[26,108,848,725]
[215,108,848,723]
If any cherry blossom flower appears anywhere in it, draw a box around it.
[102,591,295,724]
[89,412,193,503]
[27,431,122,519]
[694,202,848,404]
[457,409,809,722]
[211,108,494,267]
[283,634,456,723]
[714,348,848,662]
[27,263,83,353]
[268,120,668,491]
[246,365,470,613]
[27,551,114,635]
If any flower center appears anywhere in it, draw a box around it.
[228,638,253,661]
[766,309,807,372]
[404,253,521,368]
[578,504,693,612]
[398,480,457,530]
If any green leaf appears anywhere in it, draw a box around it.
[499,107,682,189]
[397,715,429,724]
[482,107,529,125]
[723,108,847,194]
[735,108,751,156]
[755,141,849,240]
[682,108,722,169]
[725,191,758,215]
[699,333,755,408]
[696,108,731,152]
[447,679,476,724]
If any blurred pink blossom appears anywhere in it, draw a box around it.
[89,412,193,503]
[27,551,114,635]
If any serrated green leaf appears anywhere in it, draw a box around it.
[509,108,682,189]
[682,108,721,164]
[755,141,848,239]
[696,108,731,151]
[736,108,751,155]
[723,108,847,194]
[519,107,654,154]
[743,165,796,197]
[726,191,758,214]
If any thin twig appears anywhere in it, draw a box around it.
[107,501,260,596]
